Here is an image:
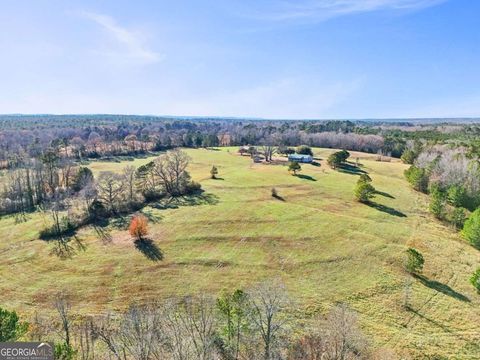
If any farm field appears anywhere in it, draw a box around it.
[1,147,479,358]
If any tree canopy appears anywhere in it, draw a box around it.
[463,208,480,248]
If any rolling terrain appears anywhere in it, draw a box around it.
[1,148,479,358]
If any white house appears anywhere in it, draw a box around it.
[288,154,313,163]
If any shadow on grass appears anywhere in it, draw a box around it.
[375,190,395,199]
[311,161,321,167]
[407,306,475,344]
[337,163,367,175]
[366,202,407,217]
[109,216,129,229]
[134,238,163,261]
[140,209,163,223]
[272,194,286,202]
[39,221,86,259]
[414,274,470,302]
[407,307,455,334]
[93,223,112,243]
[152,192,219,210]
[13,212,31,224]
[105,209,164,231]
[212,177,225,180]
[296,174,317,181]
[49,235,86,259]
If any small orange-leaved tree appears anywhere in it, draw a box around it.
[129,215,148,241]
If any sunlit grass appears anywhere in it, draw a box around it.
[0,147,479,357]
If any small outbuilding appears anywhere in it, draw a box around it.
[288,154,313,163]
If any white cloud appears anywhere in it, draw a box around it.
[251,0,447,22]
[81,11,162,64]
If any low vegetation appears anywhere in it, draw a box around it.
[405,248,424,274]
[0,307,28,341]
[287,161,301,175]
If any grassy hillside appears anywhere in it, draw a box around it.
[1,148,479,358]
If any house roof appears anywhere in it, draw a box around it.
[288,154,312,159]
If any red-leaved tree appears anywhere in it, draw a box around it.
[129,215,148,241]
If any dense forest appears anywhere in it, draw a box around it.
[2,115,480,169]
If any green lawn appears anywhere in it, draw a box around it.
[1,147,479,358]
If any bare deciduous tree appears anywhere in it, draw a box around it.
[152,149,192,196]
[96,171,125,214]
[323,303,368,360]
[119,305,165,360]
[123,165,138,204]
[261,145,277,163]
[54,292,72,347]
[248,280,290,360]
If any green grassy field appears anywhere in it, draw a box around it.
[1,147,479,358]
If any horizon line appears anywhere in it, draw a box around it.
[1,113,480,122]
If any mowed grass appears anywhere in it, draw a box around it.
[1,147,480,358]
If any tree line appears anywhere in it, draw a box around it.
[1,117,436,169]
[0,280,393,360]
[402,143,480,293]
[0,150,200,238]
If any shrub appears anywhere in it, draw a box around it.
[129,215,148,241]
[450,207,467,229]
[88,200,108,221]
[405,248,424,273]
[296,145,313,156]
[0,307,28,341]
[470,268,480,293]
[210,165,218,179]
[404,166,428,193]
[71,167,94,192]
[54,342,77,360]
[429,189,446,220]
[337,149,350,162]
[447,185,467,208]
[327,153,340,169]
[184,181,202,194]
[358,173,372,183]
[462,208,480,248]
[354,181,375,203]
[401,149,416,164]
[327,150,350,169]
[278,146,295,155]
[238,147,248,156]
[288,161,301,175]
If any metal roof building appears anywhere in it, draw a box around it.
[288,154,313,163]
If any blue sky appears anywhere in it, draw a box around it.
[0,0,478,119]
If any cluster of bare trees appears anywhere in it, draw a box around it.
[1,150,200,238]
[27,282,377,360]
[0,149,78,215]
[414,145,480,207]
